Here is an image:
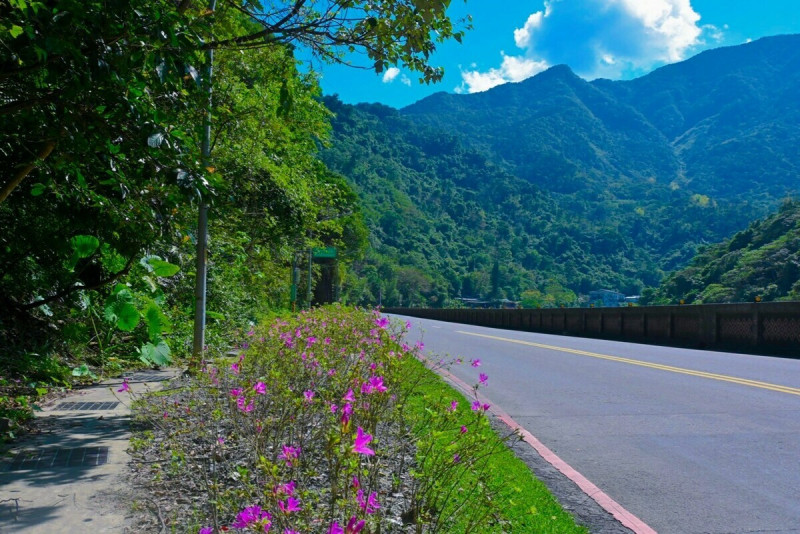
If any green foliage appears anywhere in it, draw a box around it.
[643,200,800,304]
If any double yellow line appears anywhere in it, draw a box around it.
[457,331,800,397]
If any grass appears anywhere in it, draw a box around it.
[403,356,588,533]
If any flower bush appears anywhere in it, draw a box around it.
[128,306,516,533]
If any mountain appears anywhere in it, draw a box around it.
[319,35,800,307]
[642,200,800,304]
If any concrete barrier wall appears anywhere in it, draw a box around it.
[384,303,800,357]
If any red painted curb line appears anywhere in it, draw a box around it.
[432,363,658,534]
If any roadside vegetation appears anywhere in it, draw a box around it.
[124,306,587,533]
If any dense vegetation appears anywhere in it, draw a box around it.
[324,35,800,308]
[0,0,465,436]
[642,201,800,305]
[127,308,587,533]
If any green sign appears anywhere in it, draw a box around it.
[312,246,337,259]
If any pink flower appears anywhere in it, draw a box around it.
[453,453,461,463]
[471,359,481,367]
[352,476,360,489]
[230,388,243,398]
[352,426,375,456]
[236,396,254,413]
[479,373,488,386]
[447,400,458,413]
[330,403,338,414]
[461,425,468,434]
[327,523,344,534]
[279,445,301,466]
[117,379,130,393]
[199,527,213,534]
[303,390,315,403]
[231,505,271,529]
[218,437,226,444]
[278,496,301,513]
[471,401,481,412]
[483,403,491,411]
[306,336,317,347]
[375,316,390,329]
[346,516,365,534]
[254,382,266,395]
[341,403,353,427]
[230,362,240,375]
[367,375,387,393]
[324,337,332,345]
[342,389,355,402]
[274,480,296,497]
[357,489,381,514]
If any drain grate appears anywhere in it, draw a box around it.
[56,401,119,411]
[127,371,172,382]
[5,447,109,471]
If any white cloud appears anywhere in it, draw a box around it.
[458,0,719,92]
[457,53,549,94]
[513,11,544,48]
[382,67,400,83]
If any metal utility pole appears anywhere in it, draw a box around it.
[191,0,217,368]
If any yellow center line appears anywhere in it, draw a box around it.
[456,331,800,397]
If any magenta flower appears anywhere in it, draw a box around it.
[303,390,315,403]
[453,453,461,463]
[352,426,375,456]
[352,475,360,488]
[447,400,458,413]
[231,505,271,529]
[479,373,488,385]
[330,403,338,414]
[471,359,481,367]
[236,396,254,413]
[279,445,301,466]
[471,400,481,412]
[284,530,300,534]
[324,337,332,345]
[199,527,213,534]
[254,382,267,395]
[342,389,355,402]
[375,316,390,329]
[415,341,424,350]
[230,388,243,398]
[367,375,387,393]
[346,516,365,534]
[341,403,352,427]
[117,379,130,393]
[461,425,468,434]
[230,362,240,375]
[306,336,317,347]
[357,489,381,514]
[278,496,301,513]
[274,480,296,497]
[327,522,344,534]
[218,437,226,444]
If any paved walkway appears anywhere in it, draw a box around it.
[0,369,178,533]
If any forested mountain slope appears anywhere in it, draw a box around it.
[320,35,800,307]
[642,201,800,304]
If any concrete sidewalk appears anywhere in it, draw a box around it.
[0,369,178,533]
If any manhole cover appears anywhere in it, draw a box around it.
[56,401,119,411]
[4,447,109,471]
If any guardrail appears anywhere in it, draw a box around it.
[384,302,800,357]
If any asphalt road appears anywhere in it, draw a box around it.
[395,314,800,534]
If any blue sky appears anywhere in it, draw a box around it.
[309,0,800,109]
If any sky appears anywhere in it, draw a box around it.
[308,0,800,109]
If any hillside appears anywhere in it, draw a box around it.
[320,35,800,307]
[642,201,800,304]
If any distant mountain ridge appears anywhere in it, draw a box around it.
[321,35,800,307]
[403,34,800,200]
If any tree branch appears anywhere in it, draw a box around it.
[21,254,137,310]
[0,139,57,204]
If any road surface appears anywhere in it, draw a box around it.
[396,315,800,534]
